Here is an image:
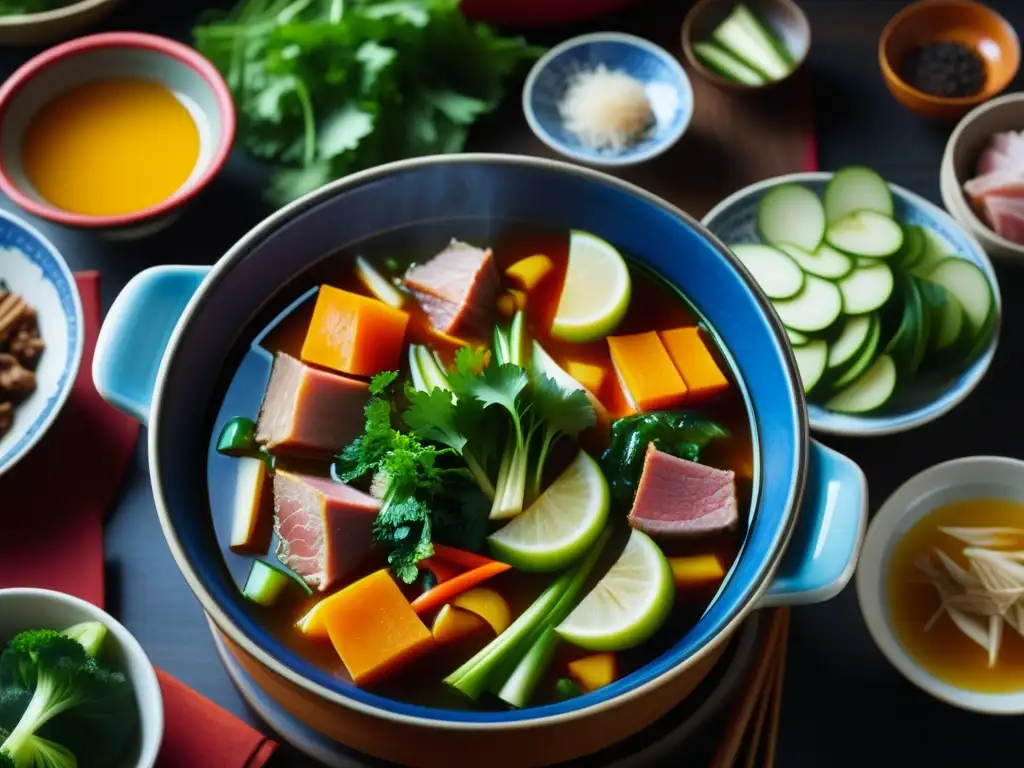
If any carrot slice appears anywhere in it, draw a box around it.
[659,327,729,400]
[607,331,688,412]
[410,561,512,616]
[321,569,434,686]
[431,544,499,570]
[301,285,410,377]
[421,557,461,584]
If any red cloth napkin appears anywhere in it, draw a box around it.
[0,272,278,768]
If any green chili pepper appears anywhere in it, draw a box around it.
[216,416,258,457]
[554,678,582,701]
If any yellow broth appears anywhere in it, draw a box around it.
[889,498,1024,694]
[241,228,753,709]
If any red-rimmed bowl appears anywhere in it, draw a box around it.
[0,32,235,241]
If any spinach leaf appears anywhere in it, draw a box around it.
[599,412,729,509]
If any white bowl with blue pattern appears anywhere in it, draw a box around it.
[522,32,693,167]
[703,172,1001,437]
[0,209,83,477]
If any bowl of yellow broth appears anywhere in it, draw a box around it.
[858,455,1024,714]
[0,32,235,240]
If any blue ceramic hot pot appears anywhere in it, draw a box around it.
[93,155,867,768]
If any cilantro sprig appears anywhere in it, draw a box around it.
[193,0,543,206]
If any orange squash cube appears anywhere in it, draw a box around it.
[607,332,688,412]
[567,652,619,693]
[659,327,729,400]
[565,360,608,396]
[322,569,434,686]
[301,285,409,377]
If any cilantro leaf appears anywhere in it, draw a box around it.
[402,386,467,454]
[530,374,597,438]
[450,362,527,429]
[374,496,433,585]
[370,370,399,395]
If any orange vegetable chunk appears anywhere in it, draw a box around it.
[567,652,619,693]
[322,569,435,686]
[296,601,330,640]
[505,254,553,292]
[432,605,488,643]
[659,327,729,400]
[420,557,461,584]
[607,331,688,412]
[410,561,512,616]
[565,360,608,396]
[300,285,410,377]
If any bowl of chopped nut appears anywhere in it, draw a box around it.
[0,207,82,478]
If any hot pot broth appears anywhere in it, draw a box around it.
[208,225,753,710]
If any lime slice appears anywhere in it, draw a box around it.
[556,529,674,651]
[551,231,631,343]
[487,451,609,572]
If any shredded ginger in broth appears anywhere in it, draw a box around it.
[916,525,1024,667]
[558,65,654,152]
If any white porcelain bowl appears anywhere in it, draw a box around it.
[857,456,1024,714]
[0,588,164,766]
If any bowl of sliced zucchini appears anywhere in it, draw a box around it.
[702,166,1000,436]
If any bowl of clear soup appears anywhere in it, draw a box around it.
[0,31,235,240]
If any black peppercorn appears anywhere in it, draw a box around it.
[900,41,986,98]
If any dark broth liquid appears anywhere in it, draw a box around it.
[234,227,753,709]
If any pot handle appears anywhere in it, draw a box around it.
[760,440,868,607]
[93,265,210,425]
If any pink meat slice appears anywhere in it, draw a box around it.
[255,352,369,457]
[273,470,380,591]
[990,131,1024,162]
[963,170,1024,208]
[403,240,499,338]
[976,147,1024,176]
[985,195,1024,244]
[628,443,738,539]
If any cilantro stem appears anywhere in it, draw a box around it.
[292,79,317,166]
[464,452,496,500]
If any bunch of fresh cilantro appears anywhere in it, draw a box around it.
[194,0,543,206]
[335,348,595,583]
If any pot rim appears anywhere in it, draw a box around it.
[148,153,809,729]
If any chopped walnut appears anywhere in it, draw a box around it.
[0,353,35,402]
[9,325,45,369]
[0,401,11,438]
[0,292,29,346]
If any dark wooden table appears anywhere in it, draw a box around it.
[3,0,1023,765]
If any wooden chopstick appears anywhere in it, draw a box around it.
[762,615,790,768]
[709,607,790,768]
[741,652,778,768]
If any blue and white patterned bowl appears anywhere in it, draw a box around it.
[0,208,83,477]
[522,32,693,167]
[702,172,1001,437]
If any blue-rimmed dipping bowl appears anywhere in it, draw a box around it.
[522,32,693,167]
[0,208,82,478]
[92,155,866,768]
[703,171,1001,438]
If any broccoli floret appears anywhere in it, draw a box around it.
[60,623,107,660]
[0,630,135,768]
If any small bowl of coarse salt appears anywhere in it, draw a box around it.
[522,32,693,168]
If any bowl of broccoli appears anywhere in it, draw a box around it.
[0,588,163,768]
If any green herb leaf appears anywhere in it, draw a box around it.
[530,374,597,439]
[402,386,467,455]
[450,362,528,426]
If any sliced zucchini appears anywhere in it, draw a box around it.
[712,3,791,81]
[926,258,994,336]
[692,41,767,86]
[837,260,894,315]
[786,327,810,346]
[772,274,843,333]
[826,211,904,258]
[896,225,926,269]
[929,287,965,353]
[822,166,894,224]
[913,226,956,277]
[730,243,805,300]
[355,256,405,308]
[243,559,313,607]
[827,315,874,371]
[732,3,795,66]
[830,317,881,390]
[825,355,897,414]
[884,274,929,379]
[757,184,826,253]
[793,340,828,394]
[778,243,854,280]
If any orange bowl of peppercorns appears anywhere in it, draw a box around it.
[880,0,1020,121]
[0,209,83,478]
